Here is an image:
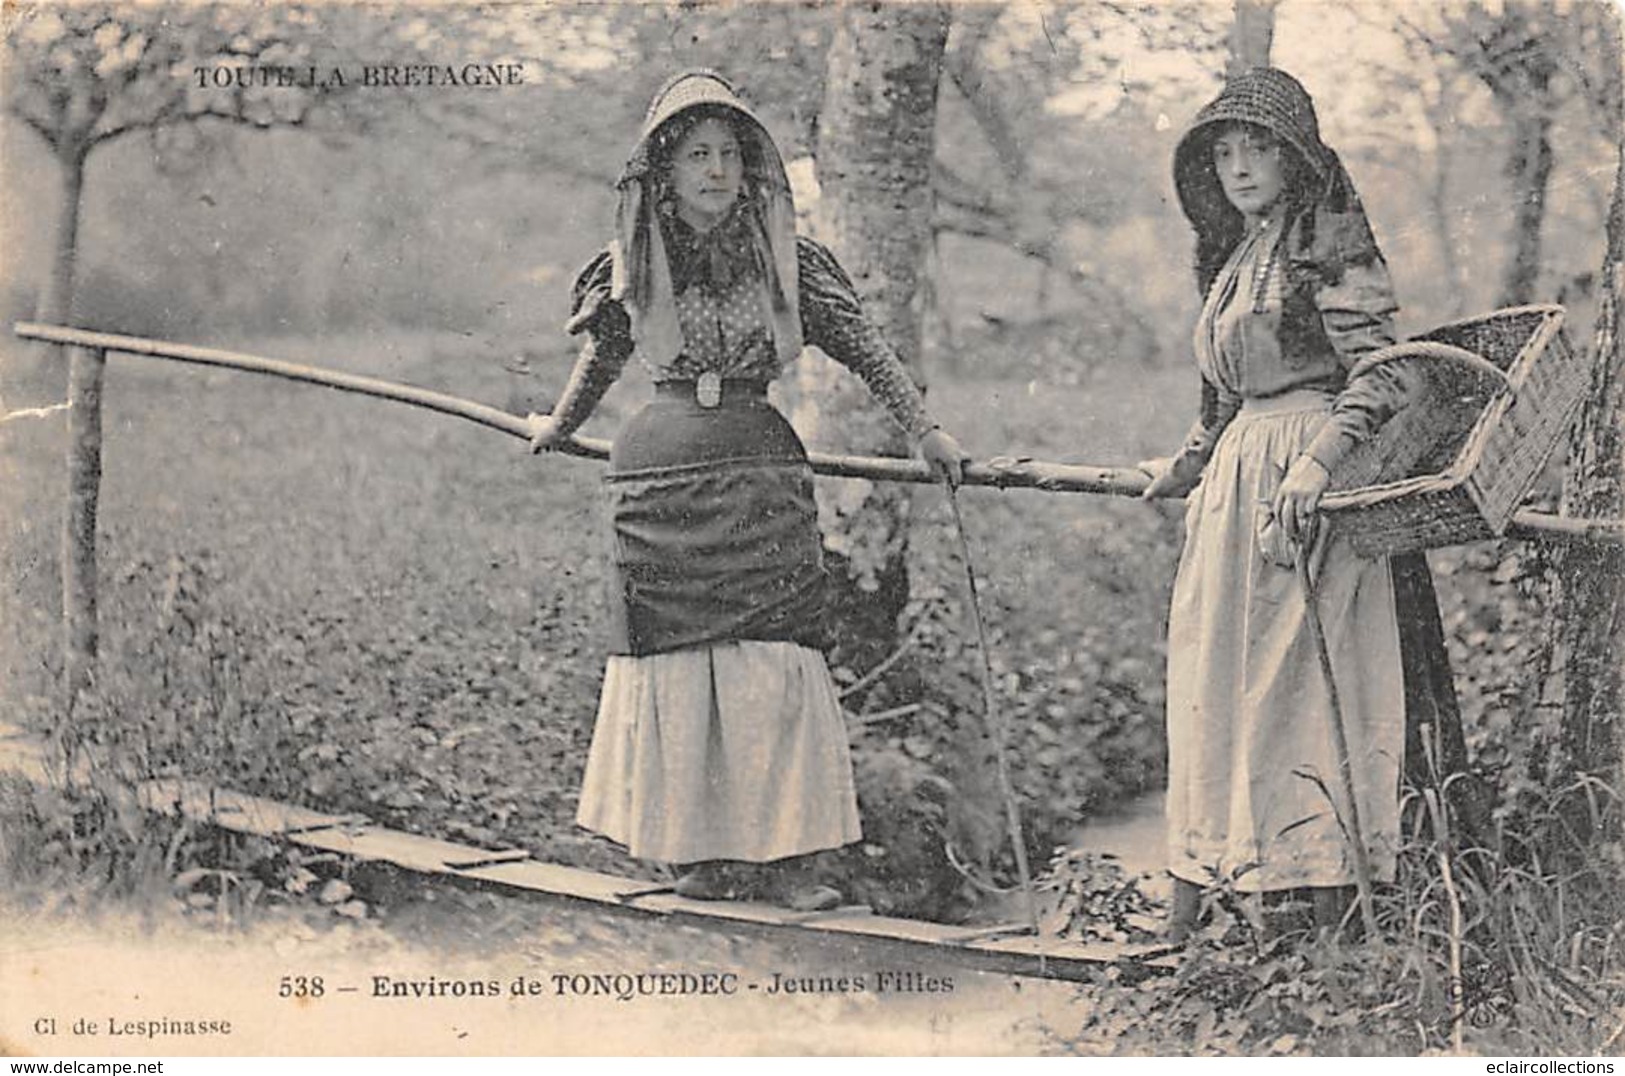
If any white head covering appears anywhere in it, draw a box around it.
[611,71,803,367]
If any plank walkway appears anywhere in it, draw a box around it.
[0,724,1174,981]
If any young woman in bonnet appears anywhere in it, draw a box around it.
[1140,67,1463,938]
[528,71,966,911]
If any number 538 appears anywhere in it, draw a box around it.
[279,975,325,998]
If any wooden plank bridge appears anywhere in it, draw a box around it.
[0,723,1174,983]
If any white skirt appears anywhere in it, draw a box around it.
[575,639,862,864]
[1166,390,1405,892]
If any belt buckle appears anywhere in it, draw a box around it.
[695,371,722,409]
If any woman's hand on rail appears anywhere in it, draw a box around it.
[919,428,969,487]
[1272,453,1331,547]
[1137,454,1203,500]
[526,413,569,454]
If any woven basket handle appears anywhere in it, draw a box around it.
[1345,340,1514,398]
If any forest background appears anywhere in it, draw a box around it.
[1,0,1621,1055]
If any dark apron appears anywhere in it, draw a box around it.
[602,383,829,656]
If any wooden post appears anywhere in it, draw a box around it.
[63,345,106,706]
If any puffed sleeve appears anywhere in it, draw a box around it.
[795,236,937,440]
[548,250,634,434]
[1303,255,1424,473]
[1170,375,1243,474]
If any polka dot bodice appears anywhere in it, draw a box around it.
[561,235,937,439]
[667,274,777,381]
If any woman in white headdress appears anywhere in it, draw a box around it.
[529,71,966,910]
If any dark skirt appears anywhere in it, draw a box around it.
[1393,552,1488,844]
[603,389,828,657]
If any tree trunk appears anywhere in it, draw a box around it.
[1554,140,1624,800]
[1458,1,1559,309]
[1424,83,1468,317]
[1227,0,1278,75]
[795,1,950,662]
[1500,103,1555,307]
[52,145,102,706]
[63,344,106,708]
[39,147,85,330]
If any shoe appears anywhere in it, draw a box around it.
[756,855,844,912]
[1165,876,1201,944]
[1311,884,1359,941]
[673,861,740,901]
[777,884,843,913]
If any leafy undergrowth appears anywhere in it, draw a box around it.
[1037,745,1625,1056]
[1051,832,1624,1056]
[834,490,1178,918]
[0,769,370,928]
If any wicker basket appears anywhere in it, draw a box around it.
[1320,304,1585,557]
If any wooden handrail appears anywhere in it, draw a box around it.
[13,321,1623,548]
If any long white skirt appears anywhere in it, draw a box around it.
[575,639,862,864]
[1166,391,1405,892]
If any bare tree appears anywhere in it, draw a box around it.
[1372,2,1620,314]
[936,6,1099,279]
[1469,10,1557,306]
[396,5,836,187]
[1415,1,1590,307]
[1227,0,1278,74]
[1348,9,1481,318]
[3,4,361,701]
